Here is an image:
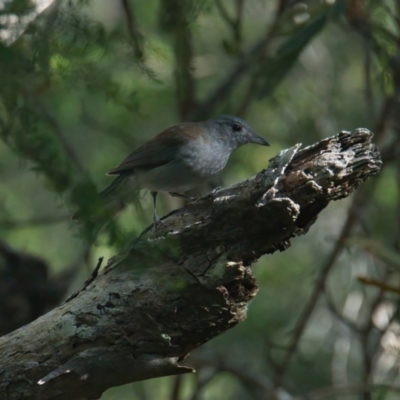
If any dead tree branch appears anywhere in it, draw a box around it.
[0,129,381,400]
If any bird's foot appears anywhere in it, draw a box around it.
[153,211,165,233]
[169,192,198,203]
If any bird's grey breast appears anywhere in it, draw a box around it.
[134,134,234,193]
[179,135,232,178]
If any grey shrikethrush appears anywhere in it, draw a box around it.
[74,115,270,224]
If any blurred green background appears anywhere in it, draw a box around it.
[1,0,400,399]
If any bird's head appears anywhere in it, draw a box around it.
[209,115,270,150]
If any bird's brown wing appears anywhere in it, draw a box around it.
[107,123,203,175]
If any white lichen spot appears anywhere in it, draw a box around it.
[214,195,235,203]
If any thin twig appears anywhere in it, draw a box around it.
[324,288,362,334]
[235,0,244,33]
[63,257,104,304]
[188,367,216,400]
[34,97,86,175]
[120,0,144,60]
[363,298,400,387]
[191,1,287,120]
[169,374,182,400]
[215,0,234,25]
[359,269,389,392]
[357,277,400,295]
[364,41,374,119]
[215,0,244,51]
[174,10,196,120]
[53,246,91,300]
[192,357,278,400]
[80,101,135,148]
[374,96,394,147]
[237,0,287,116]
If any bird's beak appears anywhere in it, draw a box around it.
[249,133,270,146]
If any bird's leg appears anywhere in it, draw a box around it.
[169,192,198,202]
[151,191,161,227]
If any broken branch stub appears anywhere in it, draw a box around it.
[0,128,381,400]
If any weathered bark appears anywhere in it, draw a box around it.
[0,129,381,400]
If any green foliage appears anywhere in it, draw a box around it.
[256,14,328,99]
[158,0,210,32]
[0,0,34,16]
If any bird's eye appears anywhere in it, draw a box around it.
[232,123,242,132]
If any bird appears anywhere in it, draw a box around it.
[74,115,270,224]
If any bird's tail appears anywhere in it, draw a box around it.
[72,174,140,221]
[99,174,127,198]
